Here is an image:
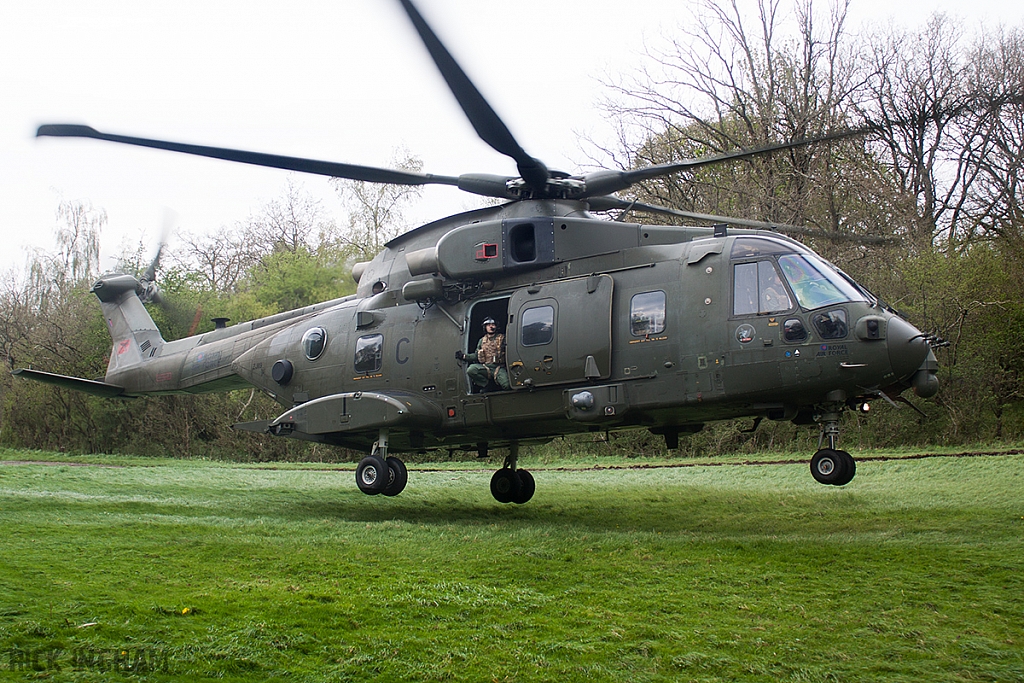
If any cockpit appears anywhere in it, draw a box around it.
[731,236,868,315]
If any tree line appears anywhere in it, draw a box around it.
[1,2,1021,459]
[594,0,1024,453]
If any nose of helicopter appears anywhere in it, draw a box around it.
[886,316,932,382]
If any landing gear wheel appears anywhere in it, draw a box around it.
[513,469,535,504]
[810,448,848,486]
[382,457,408,497]
[356,455,388,495]
[833,450,856,486]
[490,469,521,503]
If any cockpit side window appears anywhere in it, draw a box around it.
[778,254,867,310]
[733,261,793,316]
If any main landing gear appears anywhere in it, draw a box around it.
[486,442,535,505]
[352,432,535,503]
[809,401,856,487]
[355,429,408,497]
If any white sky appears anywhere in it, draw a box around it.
[1,0,1019,275]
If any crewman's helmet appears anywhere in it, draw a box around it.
[482,317,496,329]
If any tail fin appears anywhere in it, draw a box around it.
[90,273,167,376]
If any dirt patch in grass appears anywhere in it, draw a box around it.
[3,448,1020,472]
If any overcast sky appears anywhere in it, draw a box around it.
[1,0,1020,275]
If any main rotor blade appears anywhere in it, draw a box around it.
[588,196,893,244]
[396,0,549,190]
[36,124,462,188]
[581,128,870,198]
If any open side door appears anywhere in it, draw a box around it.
[507,274,613,388]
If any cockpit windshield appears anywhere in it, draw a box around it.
[777,254,867,309]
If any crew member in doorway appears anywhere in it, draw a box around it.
[456,317,510,392]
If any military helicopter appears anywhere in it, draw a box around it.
[16,0,940,504]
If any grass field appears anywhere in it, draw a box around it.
[1,447,1022,682]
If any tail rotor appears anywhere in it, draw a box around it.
[136,209,174,305]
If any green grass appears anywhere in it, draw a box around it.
[1,448,1022,681]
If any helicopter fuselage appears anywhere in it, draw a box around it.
[20,0,940,502]
[81,200,932,456]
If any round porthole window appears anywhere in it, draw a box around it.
[302,327,328,361]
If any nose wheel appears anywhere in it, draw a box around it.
[810,448,856,486]
[810,399,856,486]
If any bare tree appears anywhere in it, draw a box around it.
[242,178,337,255]
[859,16,1024,251]
[595,0,880,240]
[170,181,340,296]
[859,15,975,245]
[331,149,424,260]
[0,199,104,374]
[959,27,1024,254]
[27,198,104,308]
[173,226,260,293]
[0,270,32,371]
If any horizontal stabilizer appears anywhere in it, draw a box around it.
[12,368,129,399]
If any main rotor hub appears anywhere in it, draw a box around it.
[505,176,585,200]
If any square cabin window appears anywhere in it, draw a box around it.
[630,291,666,336]
[354,334,383,374]
[521,305,554,346]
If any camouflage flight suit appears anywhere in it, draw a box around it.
[465,332,510,391]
